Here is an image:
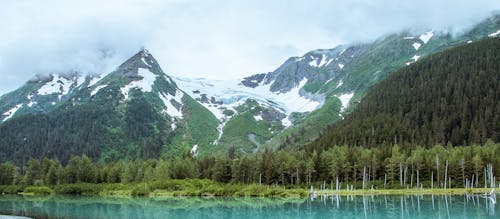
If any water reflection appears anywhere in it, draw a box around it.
[0,194,497,219]
[308,193,497,218]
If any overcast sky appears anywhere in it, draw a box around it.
[0,0,499,95]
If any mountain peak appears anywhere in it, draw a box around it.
[139,47,151,57]
[112,48,163,77]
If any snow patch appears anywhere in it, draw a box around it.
[142,57,152,67]
[88,76,101,87]
[76,76,86,88]
[337,93,354,112]
[419,31,433,44]
[309,54,331,68]
[212,120,229,145]
[488,30,500,37]
[412,42,421,50]
[120,68,157,100]
[339,49,347,56]
[190,144,198,157]
[38,74,73,99]
[254,114,263,121]
[338,64,344,69]
[2,104,23,122]
[411,55,420,62]
[159,89,184,119]
[336,80,344,89]
[281,117,292,127]
[295,57,305,62]
[91,85,107,96]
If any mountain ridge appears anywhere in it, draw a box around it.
[0,14,499,163]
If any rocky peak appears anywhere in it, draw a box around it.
[111,48,164,78]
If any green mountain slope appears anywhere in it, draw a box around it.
[263,14,500,150]
[310,38,500,150]
[0,50,218,164]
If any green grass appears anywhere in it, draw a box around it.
[11,180,499,198]
[22,186,53,195]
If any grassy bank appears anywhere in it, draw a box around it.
[1,179,498,198]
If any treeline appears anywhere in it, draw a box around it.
[1,142,498,189]
[314,37,500,149]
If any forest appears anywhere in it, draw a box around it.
[313,37,500,148]
[0,142,498,193]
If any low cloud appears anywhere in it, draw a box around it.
[0,0,499,94]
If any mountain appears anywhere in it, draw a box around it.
[1,14,499,163]
[176,14,500,154]
[0,49,218,164]
[309,37,500,151]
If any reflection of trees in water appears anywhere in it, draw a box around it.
[308,194,497,218]
[0,194,497,218]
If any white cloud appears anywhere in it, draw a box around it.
[0,0,499,95]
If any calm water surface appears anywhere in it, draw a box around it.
[0,194,497,218]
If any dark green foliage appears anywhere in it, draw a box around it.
[23,186,53,195]
[314,38,500,149]
[0,163,17,185]
[24,159,41,185]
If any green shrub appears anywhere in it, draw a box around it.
[131,184,151,196]
[0,185,23,194]
[23,186,53,195]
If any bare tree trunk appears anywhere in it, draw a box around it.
[400,162,403,188]
[411,162,414,188]
[384,174,387,189]
[416,169,419,188]
[431,171,434,189]
[363,166,366,190]
[444,160,448,190]
[336,176,339,191]
[403,165,408,188]
[435,156,440,189]
[460,158,465,188]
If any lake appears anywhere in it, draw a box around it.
[0,194,497,218]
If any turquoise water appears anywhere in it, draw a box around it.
[0,194,497,218]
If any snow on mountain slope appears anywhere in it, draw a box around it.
[173,76,323,121]
[337,93,354,112]
[489,30,500,37]
[2,104,22,122]
[37,74,86,100]
[419,31,434,44]
[120,68,157,100]
[159,89,184,119]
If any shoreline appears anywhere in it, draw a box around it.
[10,185,498,198]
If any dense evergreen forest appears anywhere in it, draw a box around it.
[0,143,498,190]
[312,37,499,149]
[0,92,172,166]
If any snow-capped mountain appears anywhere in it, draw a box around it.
[0,49,219,163]
[0,14,499,163]
[0,72,100,122]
